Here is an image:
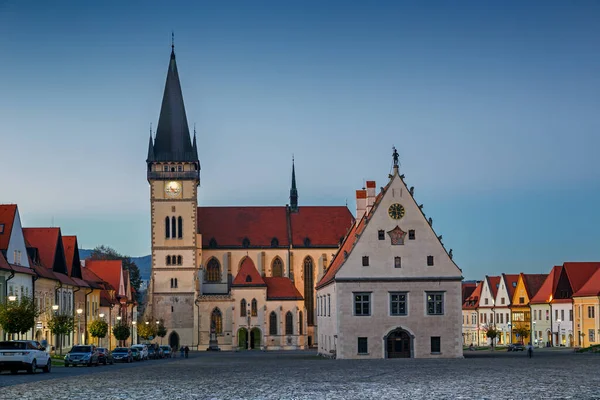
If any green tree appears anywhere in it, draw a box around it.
[157,319,167,344]
[90,245,142,301]
[0,296,39,337]
[89,319,108,345]
[48,313,75,355]
[112,321,131,345]
[137,318,157,341]
[485,326,500,349]
[513,325,530,344]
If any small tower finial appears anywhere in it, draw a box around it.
[171,30,175,51]
[392,146,399,168]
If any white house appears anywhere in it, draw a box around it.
[316,151,463,359]
[493,273,519,345]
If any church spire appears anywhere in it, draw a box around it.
[290,156,298,212]
[152,41,198,162]
[146,124,155,162]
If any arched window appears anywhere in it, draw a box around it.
[166,255,171,265]
[209,238,217,248]
[285,311,293,335]
[251,299,258,317]
[171,216,176,239]
[271,237,279,248]
[303,257,314,326]
[269,311,277,335]
[272,257,283,277]
[178,216,183,238]
[165,217,170,238]
[205,258,221,283]
[299,311,303,335]
[177,255,182,265]
[240,299,247,317]
[211,308,222,334]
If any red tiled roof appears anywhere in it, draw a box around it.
[9,264,35,276]
[522,273,547,300]
[54,271,78,286]
[573,268,600,296]
[562,262,600,294]
[503,274,520,298]
[366,181,376,188]
[100,290,116,306]
[530,266,561,304]
[82,266,108,289]
[22,228,61,270]
[71,277,90,288]
[62,236,77,276]
[263,277,303,300]
[232,257,266,287]
[197,206,353,248]
[356,190,367,199]
[86,260,123,295]
[463,281,483,309]
[0,252,11,272]
[487,276,501,299]
[31,263,58,280]
[0,205,17,250]
[462,282,477,303]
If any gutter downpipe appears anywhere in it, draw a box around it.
[84,287,93,344]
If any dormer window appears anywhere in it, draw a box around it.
[485,299,488,305]
[246,275,252,283]
[208,238,218,249]
[242,237,250,248]
[512,282,517,288]
[0,224,4,234]
[304,237,311,247]
[271,237,279,248]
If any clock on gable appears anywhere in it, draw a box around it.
[388,203,405,220]
[164,181,182,198]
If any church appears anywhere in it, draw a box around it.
[144,45,354,350]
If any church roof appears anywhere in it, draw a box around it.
[150,48,198,162]
[232,257,266,287]
[264,277,303,300]
[0,204,17,250]
[197,206,353,249]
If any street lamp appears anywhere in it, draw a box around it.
[508,323,512,344]
[8,295,16,302]
[532,321,536,346]
[557,318,562,346]
[76,309,83,344]
[132,321,137,346]
[52,305,59,353]
[99,314,105,347]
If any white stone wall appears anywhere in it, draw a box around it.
[316,283,337,356]
[552,303,573,346]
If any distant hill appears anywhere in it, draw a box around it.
[79,249,151,281]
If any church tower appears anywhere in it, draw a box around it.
[146,43,200,349]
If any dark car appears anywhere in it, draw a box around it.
[148,347,158,360]
[507,343,525,352]
[64,345,100,367]
[111,347,133,363]
[97,347,114,365]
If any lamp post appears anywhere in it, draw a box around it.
[116,316,122,347]
[7,296,16,340]
[76,309,83,344]
[51,305,59,353]
[508,323,512,344]
[156,321,160,345]
[132,321,137,346]
[556,318,562,346]
[532,321,536,347]
[99,313,105,347]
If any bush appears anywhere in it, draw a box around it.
[89,319,108,341]
[113,322,131,341]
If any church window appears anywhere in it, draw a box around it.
[304,237,311,247]
[362,256,369,266]
[271,237,279,248]
[394,256,401,268]
[269,311,277,335]
[240,299,247,317]
[427,255,434,266]
[166,256,171,265]
[251,299,258,316]
[299,311,303,335]
[303,257,315,326]
[378,230,385,240]
[242,237,250,248]
[285,311,293,335]
[165,217,170,239]
[209,238,217,248]
[171,217,176,239]
[272,257,283,277]
[211,308,223,334]
[205,258,221,283]
[178,216,183,239]
[177,255,182,265]
[409,230,415,240]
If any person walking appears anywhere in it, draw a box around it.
[180,346,185,358]
[526,342,533,358]
[184,345,189,358]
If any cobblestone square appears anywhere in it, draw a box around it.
[1,349,597,399]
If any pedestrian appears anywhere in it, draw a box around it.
[180,346,185,358]
[184,345,189,358]
[526,342,533,358]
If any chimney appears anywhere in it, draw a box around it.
[366,181,376,215]
[356,189,367,220]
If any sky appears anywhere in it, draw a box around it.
[1,0,599,279]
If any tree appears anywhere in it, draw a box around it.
[157,319,167,344]
[513,324,530,344]
[89,319,108,345]
[137,318,157,341]
[0,296,39,338]
[485,326,500,349]
[90,245,142,301]
[48,313,75,355]
[112,321,131,346]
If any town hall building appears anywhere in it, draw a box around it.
[144,45,354,350]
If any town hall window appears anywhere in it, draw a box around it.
[205,258,221,283]
[378,230,385,240]
[409,230,415,240]
[272,257,283,277]
[166,255,171,265]
[362,256,369,267]
[177,255,182,265]
[357,337,368,354]
[211,308,223,334]
[427,255,434,266]
[426,292,444,315]
[269,311,277,335]
[240,299,247,317]
[354,293,371,316]
[390,292,407,316]
[394,256,401,268]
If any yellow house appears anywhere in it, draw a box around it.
[82,264,105,346]
[572,268,600,348]
[510,273,546,344]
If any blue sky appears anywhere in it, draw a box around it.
[1,1,599,279]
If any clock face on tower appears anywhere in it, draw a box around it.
[388,203,405,220]
[164,181,182,198]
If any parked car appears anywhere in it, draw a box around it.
[507,343,525,352]
[0,340,52,374]
[111,347,133,363]
[96,347,114,365]
[130,347,142,361]
[148,346,158,360]
[64,345,100,367]
[160,345,172,358]
[131,344,148,360]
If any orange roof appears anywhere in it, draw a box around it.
[232,257,266,287]
[86,259,123,295]
[82,266,107,289]
[503,274,520,298]
[366,181,376,188]
[31,263,57,280]
[263,277,303,300]
[356,190,367,199]
[0,205,17,250]
[62,236,78,277]
[530,266,562,304]
[462,282,477,302]
[23,227,69,275]
[463,281,483,309]
[562,262,600,294]
[197,206,353,248]
[100,290,116,306]
[573,268,600,297]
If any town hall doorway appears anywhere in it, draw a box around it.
[250,328,261,349]
[386,328,412,358]
[238,328,248,350]
[169,331,180,350]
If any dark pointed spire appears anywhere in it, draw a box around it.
[192,123,198,154]
[146,123,155,162]
[152,41,198,162]
[290,156,298,212]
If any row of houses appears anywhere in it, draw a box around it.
[462,262,600,348]
[0,204,138,352]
